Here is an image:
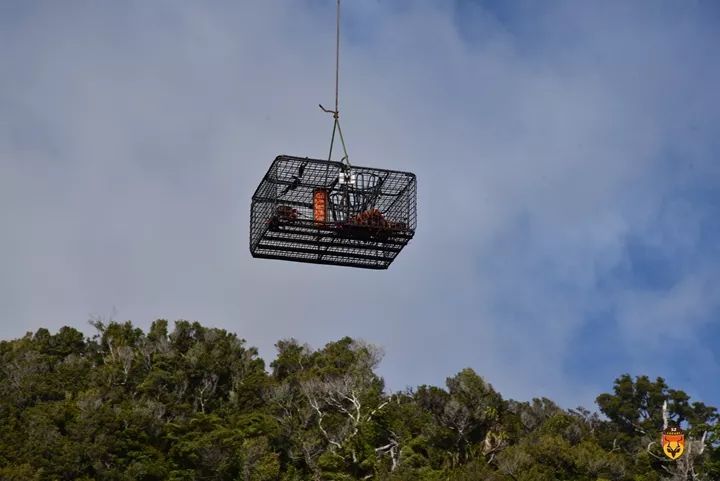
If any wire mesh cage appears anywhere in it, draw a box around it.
[250,155,417,269]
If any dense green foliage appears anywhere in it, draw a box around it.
[1,321,718,480]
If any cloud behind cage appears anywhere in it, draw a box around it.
[0,0,719,409]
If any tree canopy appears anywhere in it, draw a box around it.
[0,320,718,480]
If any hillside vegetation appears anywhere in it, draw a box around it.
[1,320,718,480]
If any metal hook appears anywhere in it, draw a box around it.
[319,104,339,119]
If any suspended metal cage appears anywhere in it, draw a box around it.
[250,155,417,269]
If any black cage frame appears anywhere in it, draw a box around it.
[250,155,417,269]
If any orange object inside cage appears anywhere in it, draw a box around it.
[313,189,328,223]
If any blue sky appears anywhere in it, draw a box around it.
[1,0,719,411]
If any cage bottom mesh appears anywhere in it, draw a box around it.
[251,218,413,269]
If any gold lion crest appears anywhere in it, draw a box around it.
[662,426,685,460]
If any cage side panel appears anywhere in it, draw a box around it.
[253,245,395,265]
[250,200,274,251]
[404,177,417,231]
[267,158,416,234]
[254,230,403,260]
[250,162,280,251]
[252,252,390,269]
[269,157,342,223]
[252,243,396,269]
[251,223,405,269]
[344,169,416,236]
[375,174,416,232]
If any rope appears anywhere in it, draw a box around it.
[320,0,350,168]
[335,0,340,116]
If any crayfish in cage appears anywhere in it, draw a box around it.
[349,209,407,231]
[349,208,389,228]
[275,205,300,221]
[267,205,302,228]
